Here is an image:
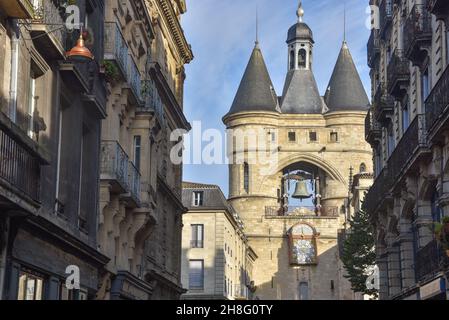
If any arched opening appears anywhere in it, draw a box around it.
[290,50,295,70]
[359,163,367,173]
[289,223,318,266]
[298,49,307,68]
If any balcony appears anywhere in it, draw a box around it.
[126,55,143,105]
[29,0,66,60]
[367,29,380,68]
[387,50,410,98]
[125,161,141,207]
[425,65,449,137]
[0,0,34,19]
[100,141,129,194]
[265,206,339,218]
[415,240,444,282]
[139,79,165,126]
[0,118,41,205]
[387,114,428,184]
[404,5,432,65]
[364,168,394,214]
[373,83,394,122]
[428,0,449,20]
[379,0,393,39]
[365,109,381,145]
[104,22,129,80]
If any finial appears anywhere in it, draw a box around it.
[297,0,304,22]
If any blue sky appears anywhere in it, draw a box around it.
[181,0,372,196]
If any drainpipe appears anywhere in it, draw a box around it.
[0,217,10,300]
[8,19,20,123]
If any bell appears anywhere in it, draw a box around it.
[292,180,311,200]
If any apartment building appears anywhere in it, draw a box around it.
[365,0,449,300]
[181,182,257,300]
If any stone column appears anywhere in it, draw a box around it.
[386,243,402,297]
[416,200,434,248]
[376,245,389,300]
[398,217,416,289]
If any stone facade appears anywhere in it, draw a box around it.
[365,0,449,300]
[222,3,373,300]
[0,0,192,300]
[180,182,257,300]
[0,0,108,300]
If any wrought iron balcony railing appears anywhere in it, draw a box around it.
[30,0,66,60]
[373,82,394,122]
[367,29,381,68]
[265,206,339,218]
[365,109,381,144]
[0,0,34,19]
[0,123,41,202]
[127,160,141,206]
[379,0,393,38]
[387,114,428,184]
[415,240,444,282]
[425,65,449,135]
[100,140,129,194]
[127,55,143,105]
[404,4,432,64]
[364,167,394,214]
[140,79,165,125]
[104,22,129,80]
[387,49,410,97]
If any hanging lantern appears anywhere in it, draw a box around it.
[66,29,94,62]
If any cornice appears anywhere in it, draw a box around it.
[156,0,193,64]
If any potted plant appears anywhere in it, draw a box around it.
[434,216,449,257]
[101,61,120,84]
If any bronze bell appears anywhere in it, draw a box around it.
[292,180,312,200]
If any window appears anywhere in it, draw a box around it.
[17,271,44,300]
[387,124,395,157]
[189,260,204,290]
[288,131,296,142]
[243,163,249,193]
[359,163,367,173]
[422,68,431,107]
[193,191,204,207]
[27,69,37,139]
[330,132,338,143]
[133,136,141,171]
[402,102,409,132]
[309,131,317,142]
[290,50,295,70]
[191,224,204,248]
[298,49,307,68]
[59,285,88,300]
[299,282,309,300]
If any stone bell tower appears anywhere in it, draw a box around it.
[223,1,373,300]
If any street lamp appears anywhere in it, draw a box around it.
[65,27,94,62]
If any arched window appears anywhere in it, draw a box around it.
[243,163,249,193]
[290,50,295,70]
[359,163,367,173]
[298,49,307,68]
[299,282,309,300]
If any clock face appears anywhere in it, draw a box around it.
[292,239,316,265]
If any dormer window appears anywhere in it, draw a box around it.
[193,191,204,207]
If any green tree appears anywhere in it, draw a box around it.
[341,204,378,298]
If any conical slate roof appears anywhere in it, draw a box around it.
[325,42,370,112]
[280,69,324,114]
[227,44,279,116]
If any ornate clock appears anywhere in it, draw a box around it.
[289,223,318,265]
